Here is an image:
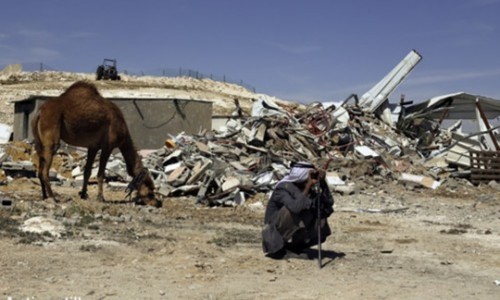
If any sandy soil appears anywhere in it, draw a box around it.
[0,180,498,300]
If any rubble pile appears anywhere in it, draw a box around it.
[1,51,499,207]
[2,94,495,208]
[137,97,467,206]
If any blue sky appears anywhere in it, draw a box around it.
[1,0,500,104]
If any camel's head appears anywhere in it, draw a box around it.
[127,168,162,208]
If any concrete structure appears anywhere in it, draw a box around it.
[13,96,212,149]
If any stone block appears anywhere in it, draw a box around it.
[222,176,240,192]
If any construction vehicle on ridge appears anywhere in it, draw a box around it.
[96,58,121,81]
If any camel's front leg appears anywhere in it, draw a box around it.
[79,148,98,200]
[96,149,112,202]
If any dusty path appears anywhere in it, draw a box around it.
[0,182,499,299]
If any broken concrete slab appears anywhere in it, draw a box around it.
[108,181,128,191]
[325,172,346,186]
[229,161,248,171]
[249,123,267,147]
[222,176,240,192]
[1,160,36,178]
[106,159,127,179]
[399,173,441,189]
[167,165,190,187]
[169,184,200,196]
[164,161,183,174]
[195,141,211,156]
[71,166,82,177]
[187,160,212,185]
[355,145,380,158]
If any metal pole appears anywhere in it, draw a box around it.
[317,190,322,269]
[317,159,333,269]
[476,98,500,151]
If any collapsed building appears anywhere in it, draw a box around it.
[0,49,499,207]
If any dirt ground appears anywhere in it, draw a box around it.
[0,179,498,300]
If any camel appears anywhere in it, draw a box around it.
[31,81,161,207]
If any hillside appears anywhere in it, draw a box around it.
[0,69,292,125]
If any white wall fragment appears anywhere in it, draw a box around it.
[0,123,12,144]
[399,173,441,189]
[355,145,380,158]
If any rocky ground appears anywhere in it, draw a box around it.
[0,179,498,300]
[0,70,499,299]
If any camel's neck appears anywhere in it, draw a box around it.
[119,135,143,177]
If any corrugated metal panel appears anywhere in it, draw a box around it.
[405,93,500,120]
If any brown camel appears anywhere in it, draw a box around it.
[31,81,161,207]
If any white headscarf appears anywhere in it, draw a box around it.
[276,161,315,186]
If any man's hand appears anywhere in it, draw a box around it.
[306,169,319,190]
[301,168,321,197]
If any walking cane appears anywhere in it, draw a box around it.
[316,187,322,269]
[316,159,333,269]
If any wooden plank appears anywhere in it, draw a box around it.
[471,175,500,180]
[471,156,500,160]
[471,157,500,162]
[471,164,500,169]
[469,150,500,183]
[471,173,500,179]
[473,164,500,168]
[471,169,500,173]
[471,154,500,157]
[471,163,500,169]
[470,174,499,176]
[472,160,500,164]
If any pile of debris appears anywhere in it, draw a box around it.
[141,96,444,205]
[1,49,499,207]
[0,93,496,208]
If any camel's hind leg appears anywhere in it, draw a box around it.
[36,141,59,199]
[79,147,98,200]
[36,150,48,199]
[33,116,60,200]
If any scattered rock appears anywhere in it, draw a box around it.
[20,216,65,238]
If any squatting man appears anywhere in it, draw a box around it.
[262,161,334,259]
